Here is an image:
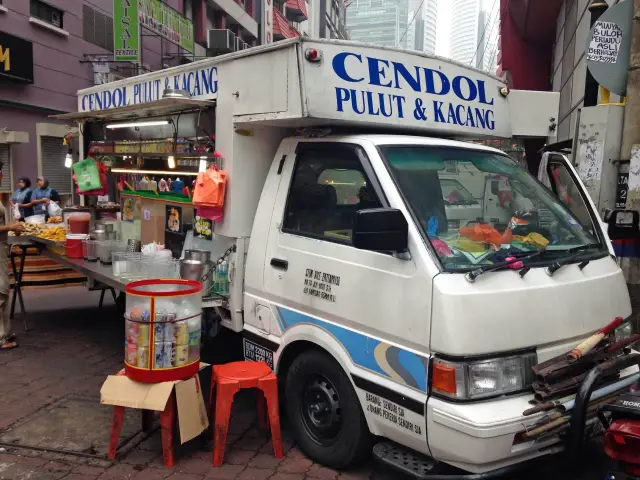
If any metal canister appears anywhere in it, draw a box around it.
[174,345,189,366]
[126,342,137,366]
[162,342,174,368]
[153,322,165,344]
[153,342,166,369]
[173,322,189,345]
[137,347,150,368]
[137,323,150,347]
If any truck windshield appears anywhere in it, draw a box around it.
[378,145,606,271]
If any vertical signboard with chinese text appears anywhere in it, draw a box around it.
[114,0,141,62]
[262,0,273,44]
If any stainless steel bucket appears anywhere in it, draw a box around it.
[179,259,213,297]
[184,250,211,263]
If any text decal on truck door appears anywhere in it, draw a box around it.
[303,269,340,303]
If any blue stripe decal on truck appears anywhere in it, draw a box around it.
[276,307,428,392]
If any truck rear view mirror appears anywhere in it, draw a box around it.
[352,208,408,253]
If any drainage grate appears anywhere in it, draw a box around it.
[0,396,147,459]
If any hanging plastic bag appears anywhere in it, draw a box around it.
[72,157,102,192]
[193,167,227,208]
[47,201,62,218]
[72,160,108,196]
[12,204,21,220]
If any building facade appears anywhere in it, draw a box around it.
[346,0,409,48]
[0,0,265,196]
[497,0,622,152]
[405,0,437,54]
[449,0,481,67]
[302,0,347,39]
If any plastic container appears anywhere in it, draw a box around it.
[65,234,88,258]
[85,240,98,261]
[68,213,91,234]
[124,279,202,383]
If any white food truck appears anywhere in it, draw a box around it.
[68,38,634,476]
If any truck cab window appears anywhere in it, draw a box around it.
[547,161,594,235]
[283,148,382,244]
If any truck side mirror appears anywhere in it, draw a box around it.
[352,208,408,252]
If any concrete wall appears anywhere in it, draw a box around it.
[0,0,184,187]
[551,0,621,143]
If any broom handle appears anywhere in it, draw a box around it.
[567,317,623,361]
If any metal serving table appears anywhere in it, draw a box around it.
[8,236,36,329]
[38,249,127,292]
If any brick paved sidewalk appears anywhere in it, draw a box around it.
[0,287,618,480]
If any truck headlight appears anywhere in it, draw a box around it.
[432,352,537,401]
[615,321,634,342]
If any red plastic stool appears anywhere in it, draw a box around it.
[209,361,283,466]
[108,392,177,467]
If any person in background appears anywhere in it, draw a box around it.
[30,177,60,219]
[9,177,33,220]
[0,163,26,350]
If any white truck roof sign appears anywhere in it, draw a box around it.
[75,39,558,139]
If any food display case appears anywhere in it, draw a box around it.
[124,279,202,383]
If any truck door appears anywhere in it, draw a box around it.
[538,152,614,254]
[262,140,429,449]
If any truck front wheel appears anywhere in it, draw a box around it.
[285,350,372,469]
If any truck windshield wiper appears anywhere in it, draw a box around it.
[465,249,546,283]
[545,243,602,276]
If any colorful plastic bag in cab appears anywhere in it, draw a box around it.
[193,167,227,208]
[459,224,503,246]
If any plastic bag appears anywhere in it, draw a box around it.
[47,201,62,218]
[72,157,102,192]
[73,160,108,196]
[193,168,227,208]
[12,204,21,220]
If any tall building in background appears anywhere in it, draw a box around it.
[449,0,481,66]
[405,0,437,54]
[346,0,409,48]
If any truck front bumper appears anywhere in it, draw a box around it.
[426,367,639,474]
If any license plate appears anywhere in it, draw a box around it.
[243,338,274,370]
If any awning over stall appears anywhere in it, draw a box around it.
[49,98,215,123]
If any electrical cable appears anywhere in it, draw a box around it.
[468,0,498,67]
[396,0,427,48]
[477,8,500,69]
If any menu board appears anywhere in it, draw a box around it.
[166,205,183,234]
[194,216,213,241]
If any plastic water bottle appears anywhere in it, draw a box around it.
[219,260,228,296]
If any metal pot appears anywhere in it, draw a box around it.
[179,259,213,297]
[184,250,211,263]
[91,229,107,241]
[126,239,142,252]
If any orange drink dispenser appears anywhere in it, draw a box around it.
[124,279,202,382]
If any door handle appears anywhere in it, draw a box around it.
[270,258,288,271]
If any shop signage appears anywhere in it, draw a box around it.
[78,63,218,112]
[194,216,213,241]
[139,0,194,54]
[585,0,633,96]
[615,162,629,209]
[0,31,34,84]
[114,0,141,62]
[166,205,183,234]
[262,0,273,44]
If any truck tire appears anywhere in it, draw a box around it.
[285,350,372,468]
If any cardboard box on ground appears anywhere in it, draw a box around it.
[100,364,209,444]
